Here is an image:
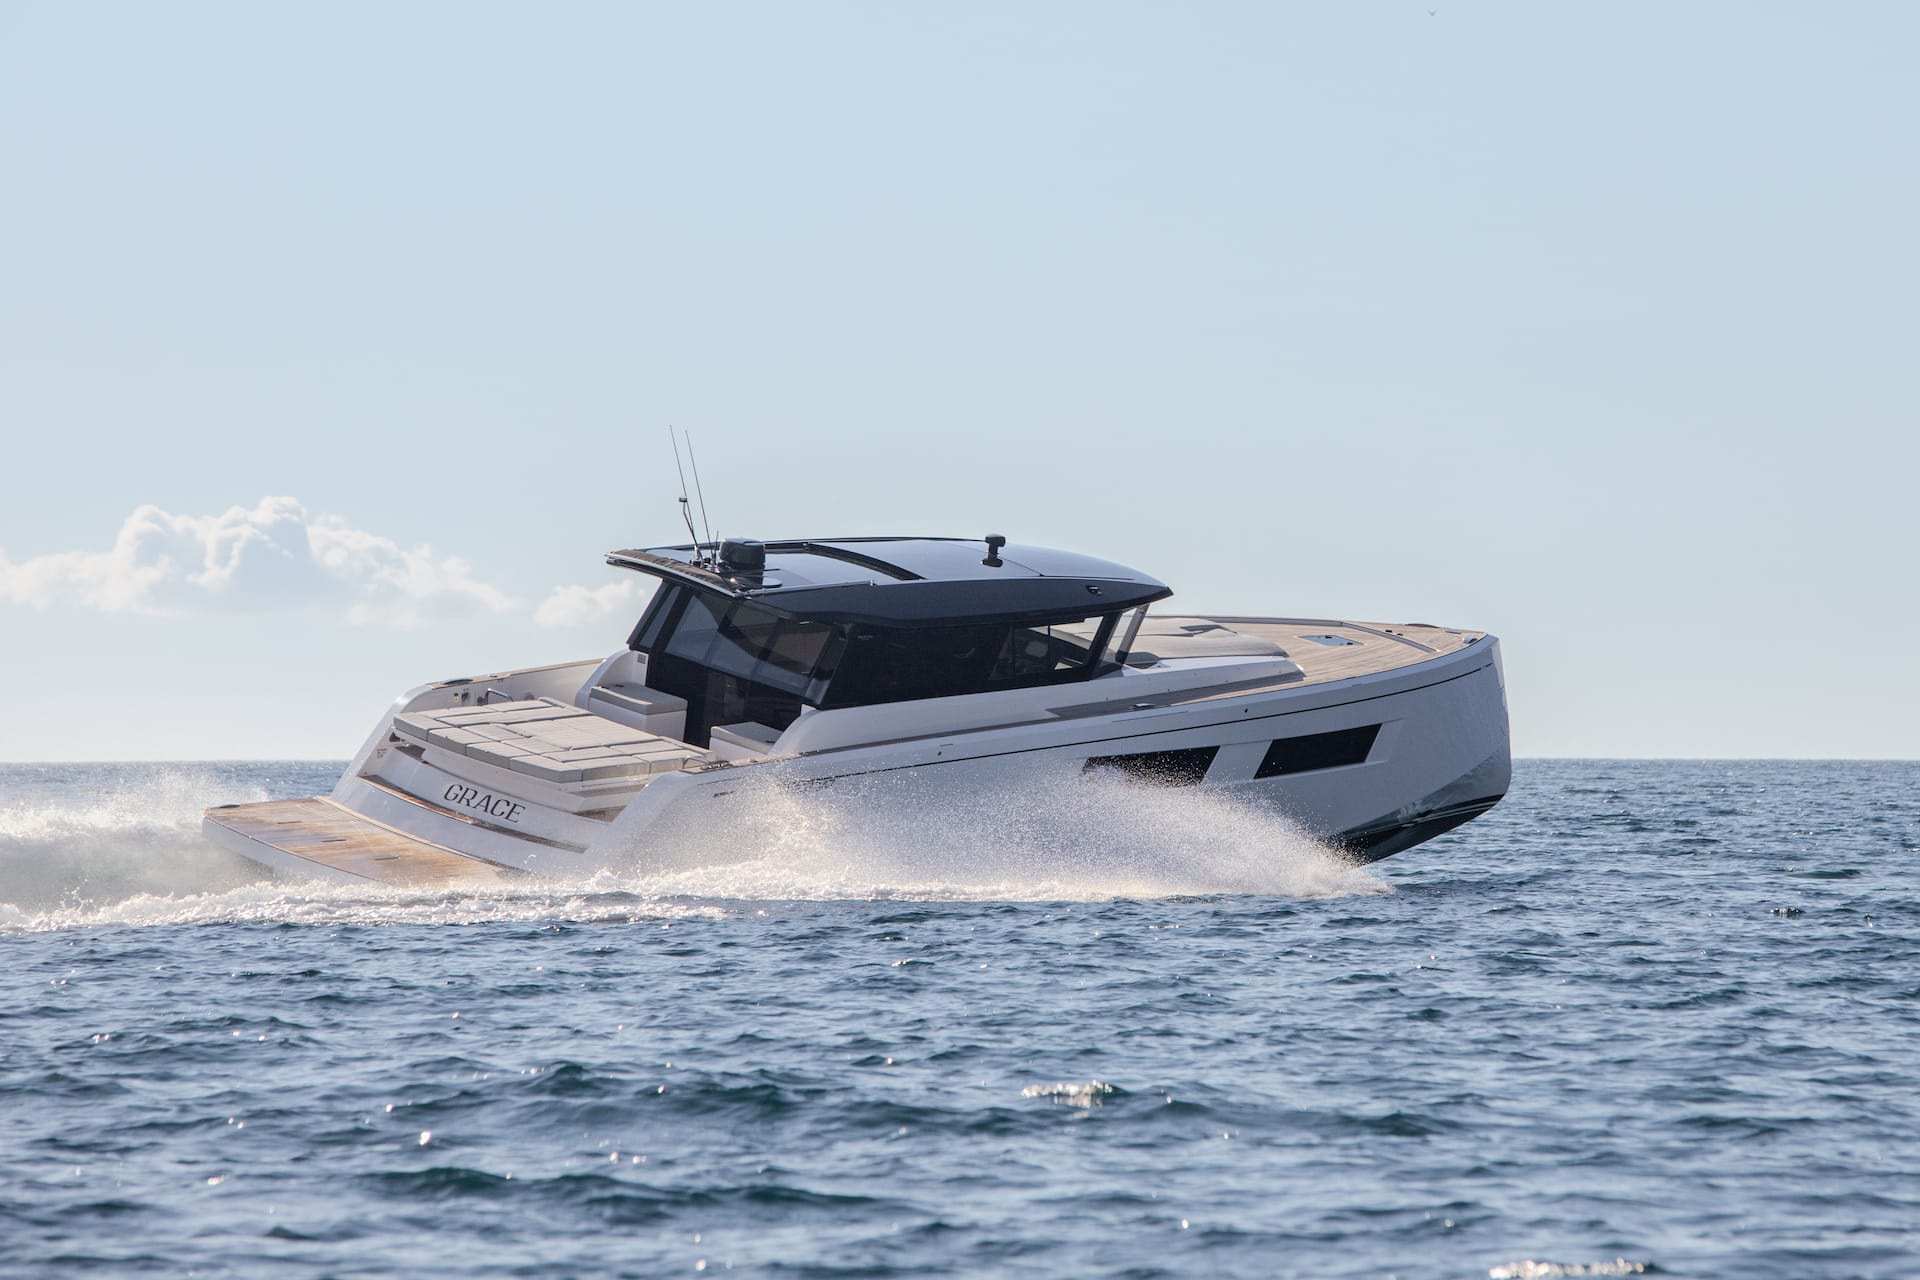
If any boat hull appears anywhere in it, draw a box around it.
[596,637,1509,873]
[201,634,1509,886]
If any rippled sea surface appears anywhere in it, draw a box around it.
[2,760,1916,1279]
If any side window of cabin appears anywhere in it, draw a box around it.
[759,617,838,689]
[989,619,1095,686]
[644,591,836,742]
[702,601,785,683]
[628,585,683,653]
[821,623,1003,707]
[821,615,1122,708]
[986,616,1121,688]
[664,591,729,663]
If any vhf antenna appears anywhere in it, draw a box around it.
[669,427,701,550]
[686,431,715,553]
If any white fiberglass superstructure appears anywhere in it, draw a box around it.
[204,535,1510,887]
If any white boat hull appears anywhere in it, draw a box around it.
[203,624,1509,888]
[594,636,1508,872]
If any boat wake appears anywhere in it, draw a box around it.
[1,764,1384,930]
[0,765,273,918]
[598,767,1386,902]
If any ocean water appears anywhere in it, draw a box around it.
[1,759,1915,1279]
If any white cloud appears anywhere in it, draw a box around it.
[306,513,519,627]
[534,578,643,629]
[0,497,520,627]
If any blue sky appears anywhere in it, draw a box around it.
[2,2,1913,760]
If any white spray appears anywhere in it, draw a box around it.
[1,763,1385,930]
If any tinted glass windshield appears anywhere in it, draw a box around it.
[664,595,837,698]
[640,587,1122,718]
[821,613,1119,708]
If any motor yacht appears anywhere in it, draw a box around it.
[203,535,1511,887]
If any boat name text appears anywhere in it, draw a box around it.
[443,784,525,824]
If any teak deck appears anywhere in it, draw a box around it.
[205,797,520,888]
[1205,617,1484,685]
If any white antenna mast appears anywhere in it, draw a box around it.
[669,427,701,549]
[686,431,715,552]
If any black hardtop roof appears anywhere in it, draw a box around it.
[605,536,1172,628]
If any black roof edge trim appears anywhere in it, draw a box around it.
[605,541,929,586]
[605,549,736,589]
[761,583,1175,629]
[603,550,1173,628]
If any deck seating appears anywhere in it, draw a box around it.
[583,682,688,739]
[708,720,783,762]
[391,697,706,786]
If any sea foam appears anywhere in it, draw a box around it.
[0,760,1382,930]
[597,765,1385,902]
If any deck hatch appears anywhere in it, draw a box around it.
[1255,725,1380,778]
[1083,745,1220,787]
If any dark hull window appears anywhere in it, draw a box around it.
[1083,745,1220,787]
[1254,725,1380,778]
